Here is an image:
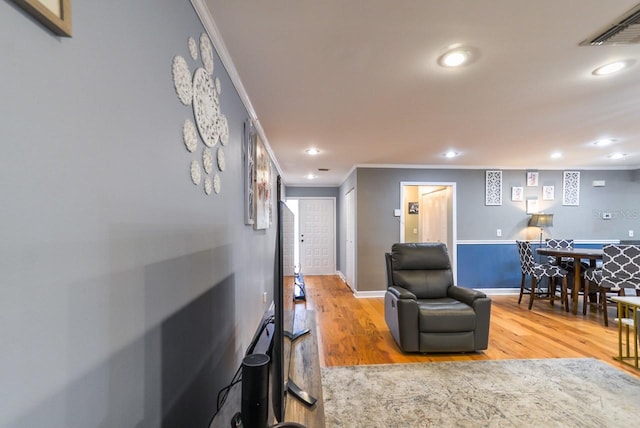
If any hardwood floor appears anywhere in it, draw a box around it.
[290,274,640,378]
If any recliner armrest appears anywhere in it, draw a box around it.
[447,286,486,306]
[387,286,417,300]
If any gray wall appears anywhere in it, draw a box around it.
[1,2,275,427]
[355,167,640,292]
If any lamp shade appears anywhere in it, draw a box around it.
[528,213,553,228]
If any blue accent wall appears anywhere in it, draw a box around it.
[457,242,606,289]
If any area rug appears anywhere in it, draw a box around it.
[321,358,640,427]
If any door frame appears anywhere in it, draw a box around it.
[345,188,356,291]
[287,196,337,275]
[400,181,457,282]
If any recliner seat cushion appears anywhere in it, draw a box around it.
[418,298,476,332]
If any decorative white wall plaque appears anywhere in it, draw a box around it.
[563,171,580,206]
[219,115,229,146]
[190,160,202,185]
[182,119,198,152]
[217,147,226,171]
[192,68,220,148]
[485,170,502,206]
[200,32,214,74]
[213,174,221,194]
[173,32,228,196]
[526,171,539,187]
[172,55,193,106]
[202,148,213,174]
[188,36,198,61]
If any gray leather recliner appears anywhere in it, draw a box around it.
[384,242,491,353]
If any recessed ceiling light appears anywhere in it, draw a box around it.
[608,152,626,160]
[438,46,478,68]
[444,150,458,158]
[305,148,320,155]
[305,173,316,180]
[592,60,635,76]
[550,152,562,159]
[594,138,615,147]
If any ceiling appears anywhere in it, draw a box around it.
[202,0,640,186]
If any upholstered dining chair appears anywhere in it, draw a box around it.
[545,239,575,267]
[545,238,592,306]
[584,244,640,326]
[516,240,569,310]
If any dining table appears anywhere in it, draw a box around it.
[536,246,603,314]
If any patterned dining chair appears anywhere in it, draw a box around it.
[545,239,574,267]
[546,238,591,309]
[516,240,569,310]
[584,244,640,326]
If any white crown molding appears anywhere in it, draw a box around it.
[354,163,638,171]
[190,0,285,183]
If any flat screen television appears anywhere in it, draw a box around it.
[272,176,315,423]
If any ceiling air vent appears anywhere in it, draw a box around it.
[581,3,640,45]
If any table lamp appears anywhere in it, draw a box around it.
[528,213,554,251]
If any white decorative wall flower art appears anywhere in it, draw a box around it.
[193,68,220,148]
[172,55,193,106]
[213,174,221,194]
[485,170,502,206]
[172,32,229,196]
[188,36,198,61]
[190,160,202,185]
[182,119,198,153]
[217,147,226,171]
[543,185,555,201]
[563,171,580,206]
[202,148,214,174]
[511,186,524,202]
[200,32,214,74]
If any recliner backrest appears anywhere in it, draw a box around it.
[388,243,453,298]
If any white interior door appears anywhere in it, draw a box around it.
[345,189,356,289]
[298,198,336,275]
[418,188,448,244]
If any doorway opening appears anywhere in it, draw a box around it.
[400,182,457,280]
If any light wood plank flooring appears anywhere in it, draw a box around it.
[290,275,640,378]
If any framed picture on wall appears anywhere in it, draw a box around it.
[543,185,555,201]
[526,199,539,214]
[254,132,272,230]
[11,0,72,36]
[243,120,256,225]
[527,171,539,187]
[511,186,523,202]
[408,202,419,214]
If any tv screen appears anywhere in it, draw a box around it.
[272,177,295,422]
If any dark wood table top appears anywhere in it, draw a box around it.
[536,247,603,259]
